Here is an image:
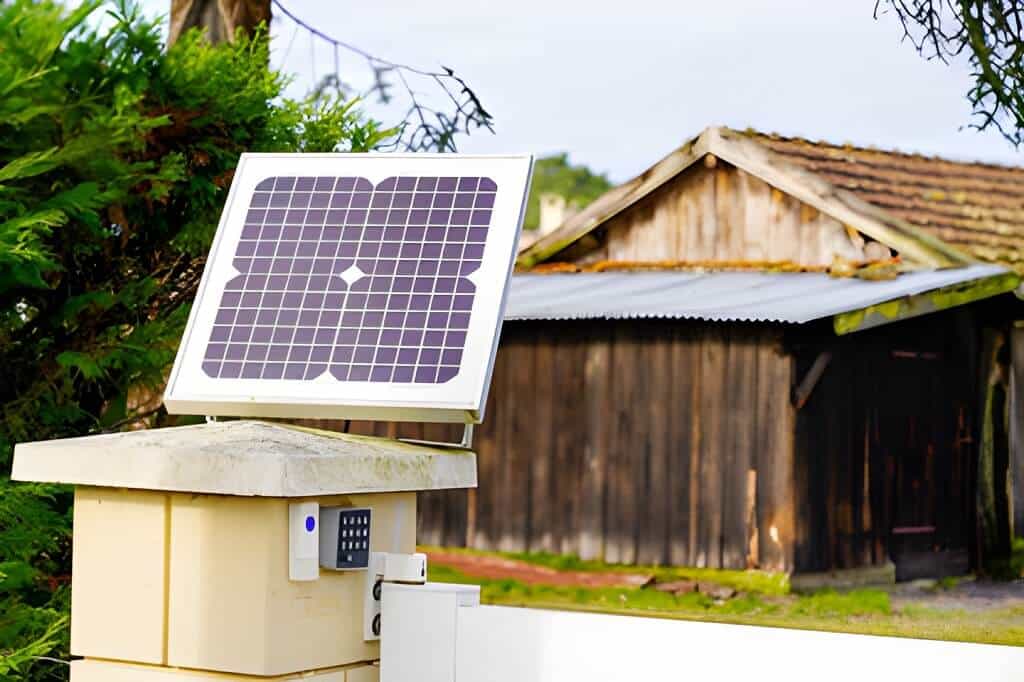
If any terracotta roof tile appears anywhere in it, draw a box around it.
[743,130,1024,271]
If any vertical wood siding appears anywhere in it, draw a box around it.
[301,319,797,572]
[295,310,980,577]
[474,319,795,571]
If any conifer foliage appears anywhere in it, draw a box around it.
[0,2,391,677]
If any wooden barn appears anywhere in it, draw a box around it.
[327,127,1024,581]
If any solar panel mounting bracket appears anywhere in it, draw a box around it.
[399,423,474,451]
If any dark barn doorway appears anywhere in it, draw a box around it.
[794,312,976,580]
[877,349,972,581]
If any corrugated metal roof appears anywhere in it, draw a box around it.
[505,264,1014,324]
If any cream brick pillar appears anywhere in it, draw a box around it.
[12,420,476,681]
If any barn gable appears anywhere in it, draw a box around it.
[518,127,992,273]
[566,161,885,270]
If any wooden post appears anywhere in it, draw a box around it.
[977,328,1013,562]
[1012,324,1024,537]
[746,468,759,568]
[169,0,271,45]
[755,338,796,573]
[579,332,611,561]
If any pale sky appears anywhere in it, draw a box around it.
[137,0,1022,183]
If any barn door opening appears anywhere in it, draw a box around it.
[878,349,971,581]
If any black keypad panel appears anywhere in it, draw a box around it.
[336,508,371,569]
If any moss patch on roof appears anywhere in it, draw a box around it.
[742,129,1024,273]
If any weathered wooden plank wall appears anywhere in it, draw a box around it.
[295,312,983,576]
[303,319,797,572]
[571,163,873,267]
[498,319,794,571]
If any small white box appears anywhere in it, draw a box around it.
[288,501,319,581]
[380,582,480,682]
[382,552,427,584]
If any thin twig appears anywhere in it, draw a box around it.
[271,0,493,152]
[876,0,1024,146]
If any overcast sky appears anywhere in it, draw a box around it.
[139,0,1022,182]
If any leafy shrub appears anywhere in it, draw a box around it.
[0,1,390,678]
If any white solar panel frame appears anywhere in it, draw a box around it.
[164,153,533,423]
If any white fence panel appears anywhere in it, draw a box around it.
[455,605,1023,682]
[381,583,1024,682]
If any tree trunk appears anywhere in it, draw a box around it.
[978,328,1013,563]
[169,0,271,45]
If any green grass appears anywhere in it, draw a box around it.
[986,537,1024,581]
[423,546,789,596]
[788,588,891,618]
[425,554,1024,647]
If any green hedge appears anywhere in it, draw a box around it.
[0,2,390,678]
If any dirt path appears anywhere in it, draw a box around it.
[427,550,652,588]
[890,579,1024,613]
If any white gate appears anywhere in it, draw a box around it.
[381,582,1024,682]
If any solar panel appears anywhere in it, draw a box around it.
[164,153,533,423]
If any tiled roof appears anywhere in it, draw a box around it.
[744,130,1024,271]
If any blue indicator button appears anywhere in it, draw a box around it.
[305,516,316,532]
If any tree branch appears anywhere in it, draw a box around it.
[877,0,1024,146]
[271,0,494,152]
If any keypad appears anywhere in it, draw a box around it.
[336,508,371,569]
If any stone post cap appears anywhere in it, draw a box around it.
[12,420,476,497]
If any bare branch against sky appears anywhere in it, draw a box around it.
[136,0,1022,181]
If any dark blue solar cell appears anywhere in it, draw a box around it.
[202,175,496,383]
